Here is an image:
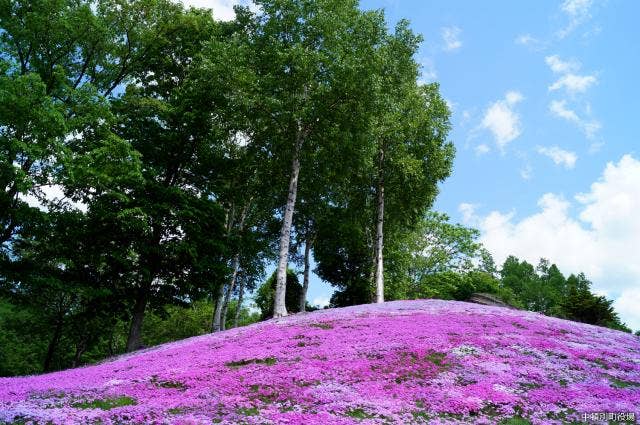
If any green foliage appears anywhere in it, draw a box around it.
[403,212,483,277]
[224,299,263,329]
[141,301,214,347]
[71,396,136,410]
[560,273,629,331]
[608,377,640,388]
[142,300,260,347]
[0,299,48,376]
[344,408,376,420]
[0,0,182,250]
[255,270,302,319]
[500,258,630,332]
[383,212,498,302]
[236,406,260,416]
[499,417,532,425]
[0,296,260,376]
[410,270,518,307]
[225,357,277,368]
[314,208,373,307]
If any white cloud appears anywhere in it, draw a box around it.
[557,0,594,39]
[311,296,330,308]
[19,184,87,212]
[479,91,524,150]
[536,145,577,169]
[515,34,537,45]
[418,58,437,85]
[505,91,523,104]
[178,0,252,21]
[442,26,462,51]
[545,55,580,74]
[614,290,640,334]
[461,154,640,330]
[520,164,533,180]
[549,99,579,122]
[549,100,601,139]
[545,55,600,136]
[475,144,490,156]
[460,110,473,127]
[458,203,478,224]
[515,34,546,51]
[549,73,597,94]
[561,0,592,17]
[588,140,604,154]
[444,98,456,113]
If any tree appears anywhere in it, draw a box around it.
[228,0,387,317]
[0,0,180,251]
[254,269,302,320]
[497,257,630,332]
[500,257,567,315]
[311,27,454,307]
[560,273,628,330]
[289,173,325,313]
[382,212,496,301]
[364,21,454,303]
[202,128,280,332]
[298,232,314,312]
[534,259,566,315]
[500,256,537,305]
[2,208,132,371]
[314,206,373,307]
[404,212,482,276]
[107,7,232,351]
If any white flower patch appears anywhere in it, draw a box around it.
[479,361,511,374]
[564,341,592,350]
[452,345,483,357]
[509,344,546,359]
[493,383,515,395]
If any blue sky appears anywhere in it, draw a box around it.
[362,0,640,330]
[363,0,639,217]
[195,0,640,330]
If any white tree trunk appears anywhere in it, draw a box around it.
[213,207,234,332]
[299,234,312,312]
[374,147,385,303]
[367,226,376,299]
[274,128,304,318]
[233,277,245,328]
[215,202,249,331]
[220,253,240,331]
[211,284,225,332]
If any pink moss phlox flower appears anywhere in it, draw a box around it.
[1,300,639,424]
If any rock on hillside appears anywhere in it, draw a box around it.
[468,293,516,309]
[1,300,639,424]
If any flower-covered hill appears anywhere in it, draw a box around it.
[1,300,639,425]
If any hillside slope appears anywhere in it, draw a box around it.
[1,300,639,424]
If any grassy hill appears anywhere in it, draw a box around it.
[1,300,639,424]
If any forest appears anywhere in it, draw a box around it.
[0,0,632,378]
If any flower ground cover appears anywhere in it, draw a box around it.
[1,300,639,424]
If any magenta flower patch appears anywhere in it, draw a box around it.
[1,300,639,424]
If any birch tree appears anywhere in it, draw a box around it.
[369,21,455,302]
[230,0,385,317]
